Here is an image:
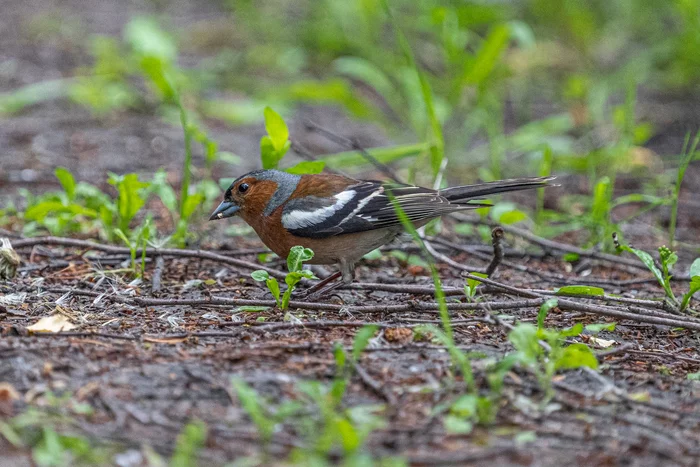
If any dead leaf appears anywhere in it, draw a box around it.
[143,335,188,344]
[0,382,20,402]
[384,327,413,344]
[0,238,20,280]
[590,337,616,348]
[27,315,77,333]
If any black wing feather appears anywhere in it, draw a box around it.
[286,177,550,239]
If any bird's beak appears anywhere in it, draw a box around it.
[209,201,239,221]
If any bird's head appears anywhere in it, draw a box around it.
[209,169,301,221]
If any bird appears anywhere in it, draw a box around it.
[210,169,554,298]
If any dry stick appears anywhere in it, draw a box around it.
[11,236,287,279]
[135,291,700,330]
[430,236,671,287]
[461,273,700,329]
[485,227,505,276]
[350,360,397,405]
[555,299,700,330]
[422,228,504,276]
[134,296,545,314]
[530,289,666,310]
[151,255,165,294]
[423,239,486,274]
[29,331,138,341]
[45,274,689,323]
[596,342,635,358]
[48,272,700,327]
[451,212,681,273]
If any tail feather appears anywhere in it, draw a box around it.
[439,176,555,202]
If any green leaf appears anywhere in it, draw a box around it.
[619,245,669,295]
[537,298,559,330]
[232,379,273,440]
[555,343,598,370]
[584,322,616,333]
[336,418,360,453]
[514,430,538,445]
[250,270,270,281]
[508,323,541,363]
[363,249,382,260]
[114,228,131,248]
[466,272,488,291]
[151,171,178,213]
[383,3,443,177]
[555,286,605,297]
[498,209,528,225]
[287,246,314,272]
[109,173,149,232]
[260,135,280,170]
[690,258,700,278]
[54,167,76,201]
[462,23,510,86]
[444,415,473,434]
[180,192,205,220]
[558,323,584,338]
[450,394,478,418]
[234,306,269,312]
[687,372,700,381]
[263,107,289,153]
[333,342,347,373]
[33,427,65,467]
[267,278,281,304]
[124,17,176,63]
[563,253,580,262]
[285,161,326,175]
[680,276,700,311]
[24,202,97,221]
[170,420,207,467]
[352,325,379,360]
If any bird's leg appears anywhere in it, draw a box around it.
[298,270,342,297]
[302,259,355,300]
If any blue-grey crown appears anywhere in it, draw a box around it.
[233,169,301,216]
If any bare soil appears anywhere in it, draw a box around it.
[2,1,700,466]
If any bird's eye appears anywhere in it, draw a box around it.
[238,183,250,194]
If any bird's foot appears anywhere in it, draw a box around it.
[297,271,342,300]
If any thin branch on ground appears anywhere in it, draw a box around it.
[11,236,287,279]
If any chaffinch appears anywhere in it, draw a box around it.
[210,169,553,297]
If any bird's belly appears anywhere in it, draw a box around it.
[258,226,402,265]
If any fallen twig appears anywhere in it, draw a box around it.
[11,236,287,279]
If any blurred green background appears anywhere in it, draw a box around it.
[1,0,699,250]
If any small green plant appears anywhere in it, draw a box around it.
[613,235,695,309]
[464,272,488,301]
[114,219,154,278]
[681,259,700,312]
[107,172,151,236]
[259,106,325,174]
[502,299,605,403]
[669,131,700,247]
[169,420,208,467]
[233,327,400,466]
[251,246,318,309]
[22,168,151,242]
[232,379,302,449]
[0,391,113,466]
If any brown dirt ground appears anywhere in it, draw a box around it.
[2,1,700,466]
